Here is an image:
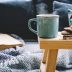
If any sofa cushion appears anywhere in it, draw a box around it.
[53,1,72,31]
[0,0,37,41]
[54,0,69,3]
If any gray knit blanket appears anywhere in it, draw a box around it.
[0,34,72,72]
[0,34,43,72]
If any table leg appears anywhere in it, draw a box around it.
[42,49,48,63]
[46,49,58,72]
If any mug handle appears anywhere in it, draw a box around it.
[28,18,37,35]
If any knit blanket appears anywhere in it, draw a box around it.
[0,34,43,72]
[0,34,72,72]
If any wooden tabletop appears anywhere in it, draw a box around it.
[0,34,23,50]
[38,32,72,49]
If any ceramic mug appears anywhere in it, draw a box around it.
[28,14,59,38]
[68,10,72,27]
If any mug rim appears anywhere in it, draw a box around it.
[37,14,59,17]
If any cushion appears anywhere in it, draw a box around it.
[54,0,70,3]
[53,1,72,31]
[0,0,37,40]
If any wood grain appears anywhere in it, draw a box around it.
[0,34,23,50]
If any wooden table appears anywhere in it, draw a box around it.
[0,34,23,50]
[38,33,72,72]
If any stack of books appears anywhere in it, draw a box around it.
[61,27,72,40]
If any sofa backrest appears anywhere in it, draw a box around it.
[1,0,72,41]
[0,0,38,41]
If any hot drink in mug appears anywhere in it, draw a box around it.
[28,14,59,38]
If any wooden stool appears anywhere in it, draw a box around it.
[38,33,72,72]
[0,34,22,50]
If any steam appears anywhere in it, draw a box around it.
[36,3,48,14]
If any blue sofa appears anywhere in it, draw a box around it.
[0,0,71,41]
[0,0,37,41]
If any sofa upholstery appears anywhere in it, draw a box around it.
[53,1,72,31]
[53,0,72,30]
[34,0,72,31]
[0,0,72,41]
[0,0,37,41]
[0,0,52,41]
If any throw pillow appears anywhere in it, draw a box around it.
[53,1,72,31]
